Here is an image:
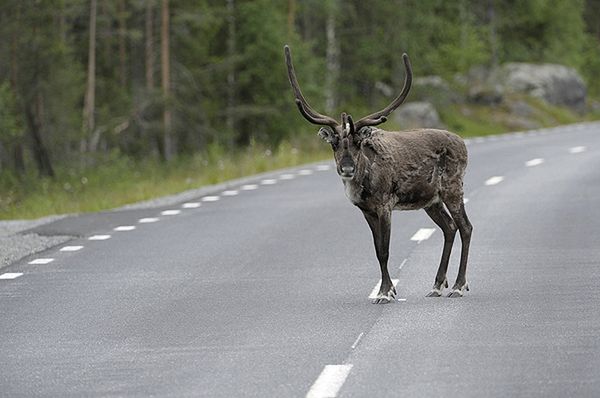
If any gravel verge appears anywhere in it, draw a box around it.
[0,215,72,270]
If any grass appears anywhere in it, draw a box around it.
[0,140,331,220]
[2,97,599,220]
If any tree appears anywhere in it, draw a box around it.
[161,0,174,161]
[82,0,97,153]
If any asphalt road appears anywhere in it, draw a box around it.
[1,122,599,397]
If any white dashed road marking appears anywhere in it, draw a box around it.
[410,228,435,243]
[222,190,239,196]
[316,164,331,171]
[484,176,504,186]
[114,225,136,231]
[241,184,258,190]
[569,146,586,154]
[182,202,201,208]
[0,273,23,280]
[201,196,220,202]
[60,246,83,252]
[139,217,159,223]
[351,332,364,349]
[161,209,181,216]
[306,364,353,398]
[28,258,54,265]
[463,197,469,204]
[368,279,399,299]
[298,169,313,175]
[399,258,407,270]
[260,179,277,185]
[279,174,295,180]
[88,234,111,241]
[525,158,544,167]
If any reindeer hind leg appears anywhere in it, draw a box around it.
[443,197,472,298]
[424,202,457,297]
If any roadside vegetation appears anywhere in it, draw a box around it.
[1,0,600,219]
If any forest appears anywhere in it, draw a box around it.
[1,0,600,218]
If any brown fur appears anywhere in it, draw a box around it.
[284,44,472,302]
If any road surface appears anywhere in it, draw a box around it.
[1,122,599,397]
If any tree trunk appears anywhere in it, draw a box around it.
[82,0,97,153]
[26,94,55,177]
[287,0,296,38]
[145,1,155,90]
[488,0,498,69]
[9,16,25,174]
[325,1,339,114]
[161,0,174,161]
[225,0,236,144]
[118,0,127,87]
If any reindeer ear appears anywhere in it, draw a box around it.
[355,126,374,141]
[318,127,338,145]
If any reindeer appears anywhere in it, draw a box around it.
[284,45,472,303]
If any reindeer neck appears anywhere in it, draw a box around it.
[342,153,372,205]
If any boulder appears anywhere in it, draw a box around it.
[507,100,535,118]
[494,63,586,112]
[393,101,444,129]
[411,75,460,104]
[467,84,503,105]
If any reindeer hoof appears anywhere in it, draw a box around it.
[426,278,448,297]
[426,289,443,297]
[447,283,469,298]
[372,286,396,304]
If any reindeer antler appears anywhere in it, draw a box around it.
[284,45,339,129]
[354,53,413,131]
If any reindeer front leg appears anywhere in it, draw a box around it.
[363,208,395,304]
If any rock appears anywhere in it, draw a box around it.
[411,75,460,105]
[393,101,444,129]
[468,84,503,105]
[494,63,586,112]
[414,75,450,91]
[507,100,534,118]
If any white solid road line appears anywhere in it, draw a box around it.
[241,184,258,190]
[221,190,239,196]
[484,176,504,186]
[182,202,201,208]
[525,158,544,167]
[410,228,435,243]
[260,179,277,185]
[59,246,84,252]
[114,225,136,231]
[201,196,220,202]
[569,146,586,154]
[0,273,23,280]
[28,258,54,265]
[139,217,159,223]
[88,234,111,241]
[306,364,353,398]
[368,279,399,299]
[161,209,181,216]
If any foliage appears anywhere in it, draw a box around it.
[0,0,599,216]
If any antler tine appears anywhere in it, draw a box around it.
[284,45,339,128]
[355,53,413,130]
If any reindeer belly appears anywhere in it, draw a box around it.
[393,181,440,210]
